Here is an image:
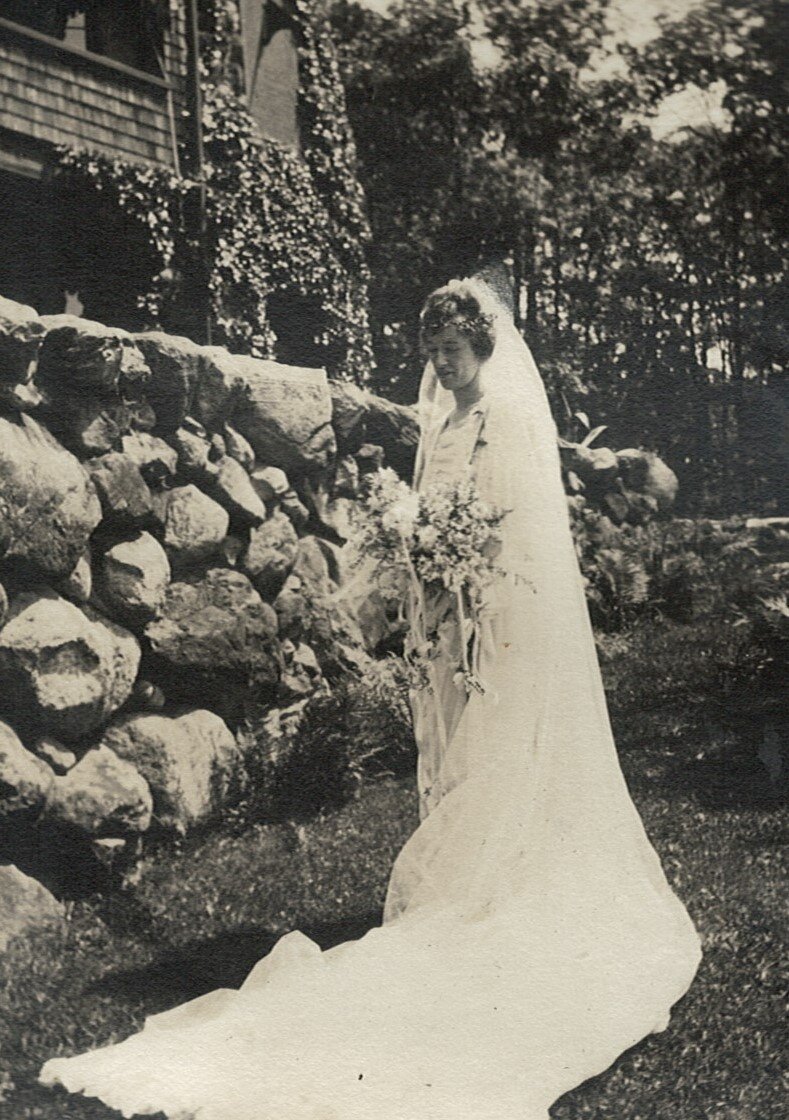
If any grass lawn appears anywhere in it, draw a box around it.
[0,615,785,1120]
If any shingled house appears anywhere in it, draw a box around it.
[0,1,301,316]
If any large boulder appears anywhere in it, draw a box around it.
[364,395,419,480]
[168,348,337,474]
[58,551,93,604]
[278,640,326,703]
[250,465,289,503]
[0,414,102,583]
[134,331,203,431]
[334,455,360,499]
[274,569,368,679]
[0,866,64,953]
[99,709,240,833]
[241,510,299,598]
[292,536,334,596]
[0,379,43,413]
[171,421,217,482]
[230,358,336,474]
[210,456,267,526]
[32,737,77,776]
[145,569,281,719]
[163,485,229,570]
[0,720,54,818]
[0,592,141,741]
[97,532,171,625]
[616,449,679,513]
[192,347,249,430]
[0,296,44,385]
[562,443,620,488]
[120,432,177,486]
[86,452,154,527]
[329,380,369,453]
[223,422,255,471]
[43,745,152,836]
[36,315,151,455]
[38,314,149,398]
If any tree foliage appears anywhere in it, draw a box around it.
[330,0,788,512]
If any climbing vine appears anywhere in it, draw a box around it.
[51,0,373,382]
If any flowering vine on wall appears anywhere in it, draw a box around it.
[52,0,374,383]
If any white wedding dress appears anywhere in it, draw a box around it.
[40,281,701,1120]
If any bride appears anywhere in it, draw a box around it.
[40,277,701,1120]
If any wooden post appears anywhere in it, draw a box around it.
[186,0,212,344]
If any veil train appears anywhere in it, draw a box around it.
[39,276,701,1120]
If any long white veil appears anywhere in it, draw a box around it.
[39,278,701,1120]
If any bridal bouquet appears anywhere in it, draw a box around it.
[350,468,507,695]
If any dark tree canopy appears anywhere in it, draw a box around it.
[329,0,788,513]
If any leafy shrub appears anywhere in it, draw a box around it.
[729,561,789,725]
[569,499,759,630]
[236,657,416,822]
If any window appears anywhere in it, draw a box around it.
[240,0,300,149]
[0,1,166,77]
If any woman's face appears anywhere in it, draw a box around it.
[425,323,482,394]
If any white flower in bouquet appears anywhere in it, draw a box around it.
[352,470,508,697]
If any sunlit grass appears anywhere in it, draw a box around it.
[0,614,784,1120]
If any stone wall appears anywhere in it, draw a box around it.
[0,294,418,917]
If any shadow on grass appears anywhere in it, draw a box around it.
[89,911,383,1017]
[670,709,787,812]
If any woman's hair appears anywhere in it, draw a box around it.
[420,281,496,361]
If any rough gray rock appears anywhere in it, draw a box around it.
[0,296,44,385]
[0,720,54,818]
[193,349,346,476]
[193,347,248,430]
[164,485,229,570]
[223,423,255,472]
[278,640,326,702]
[334,455,360,499]
[44,745,152,836]
[329,380,369,452]
[134,331,203,431]
[0,414,102,583]
[562,444,620,488]
[0,592,141,741]
[99,709,240,833]
[280,490,310,533]
[120,432,177,485]
[38,314,149,397]
[86,452,154,527]
[130,679,166,713]
[617,449,679,513]
[32,737,77,776]
[274,568,368,679]
[0,380,43,412]
[210,456,267,526]
[37,315,151,455]
[354,443,385,475]
[293,536,334,597]
[301,476,355,541]
[98,532,171,625]
[0,865,64,953]
[250,465,289,503]
[171,422,217,482]
[241,510,299,598]
[0,581,7,628]
[364,395,419,480]
[58,551,93,604]
[145,569,281,718]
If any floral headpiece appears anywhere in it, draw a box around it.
[420,280,497,359]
